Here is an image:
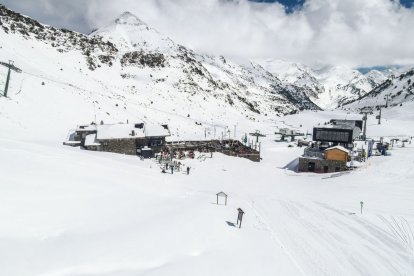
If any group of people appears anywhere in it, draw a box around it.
[161,161,191,175]
[155,149,197,175]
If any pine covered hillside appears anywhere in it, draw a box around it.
[0,5,319,141]
[342,68,414,110]
[257,59,387,109]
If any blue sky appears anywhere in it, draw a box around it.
[250,0,413,9]
[249,0,305,12]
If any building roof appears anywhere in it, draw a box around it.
[84,134,101,146]
[324,145,350,153]
[97,124,145,140]
[76,124,97,132]
[144,123,170,137]
[96,123,170,140]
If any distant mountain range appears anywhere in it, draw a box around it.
[341,68,414,110]
[256,59,395,109]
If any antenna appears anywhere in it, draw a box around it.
[0,60,22,98]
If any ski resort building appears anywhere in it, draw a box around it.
[96,123,170,156]
[299,145,350,173]
[66,123,261,161]
[67,122,170,158]
[298,119,361,173]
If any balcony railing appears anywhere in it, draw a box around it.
[303,146,324,159]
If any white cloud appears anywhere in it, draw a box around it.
[2,0,414,67]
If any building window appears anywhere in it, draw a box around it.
[150,139,162,146]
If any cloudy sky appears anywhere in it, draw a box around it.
[1,0,414,68]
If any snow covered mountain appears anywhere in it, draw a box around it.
[0,5,321,142]
[342,68,414,109]
[90,11,320,113]
[257,59,387,109]
[2,5,414,276]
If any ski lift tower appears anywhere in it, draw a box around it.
[0,60,22,98]
[275,128,304,142]
[360,107,373,141]
[249,130,266,143]
[384,93,392,108]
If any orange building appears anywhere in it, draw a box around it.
[324,146,349,162]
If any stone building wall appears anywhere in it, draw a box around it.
[98,137,166,156]
[298,157,347,173]
[100,139,137,155]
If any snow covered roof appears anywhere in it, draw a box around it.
[96,123,170,140]
[324,145,350,153]
[76,124,97,132]
[145,123,170,137]
[97,124,145,140]
[84,134,101,146]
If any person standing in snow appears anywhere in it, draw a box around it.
[171,166,174,174]
[186,166,190,175]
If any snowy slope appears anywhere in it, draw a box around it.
[342,68,414,110]
[1,107,414,275]
[257,59,387,109]
[0,5,320,144]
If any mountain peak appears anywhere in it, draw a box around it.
[115,12,146,26]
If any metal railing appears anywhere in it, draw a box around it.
[303,146,324,159]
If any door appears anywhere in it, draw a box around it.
[308,162,315,172]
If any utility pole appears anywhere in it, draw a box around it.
[0,60,22,98]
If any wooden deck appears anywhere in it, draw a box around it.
[165,139,261,162]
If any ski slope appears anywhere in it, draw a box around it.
[1,107,414,276]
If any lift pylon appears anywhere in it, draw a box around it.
[0,60,22,97]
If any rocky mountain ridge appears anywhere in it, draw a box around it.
[257,59,389,109]
[0,4,319,119]
[342,68,414,109]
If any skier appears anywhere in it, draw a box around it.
[186,166,190,175]
[171,166,174,174]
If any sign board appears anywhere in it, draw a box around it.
[313,128,353,143]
